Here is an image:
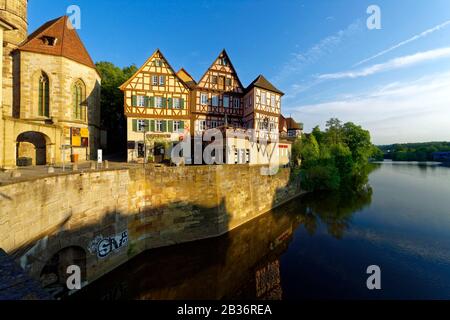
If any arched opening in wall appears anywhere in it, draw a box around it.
[16,131,51,166]
[40,246,87,299]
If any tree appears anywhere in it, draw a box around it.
[294,118,379,192]
[342,122,372,166]
[96,61,138,155]
[325,118,343,145]
[311,125,325,145]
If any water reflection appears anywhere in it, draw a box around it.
[73,167,376,300]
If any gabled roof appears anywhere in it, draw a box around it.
[119,49,189,91]
[18,16,96,70]
[197,49,245,91]
[246,75,284,95]
[286,117,301,130]
[279,115,287,133]
[177,68,197,90]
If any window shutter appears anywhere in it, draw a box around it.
[145,120,150,130]
[132,119,137,132]
[150,120,155,132]
[144,96,149,107]
[168,98,173,109]
[131,95,137,107]
[162,120,167,132]
[180,121,185,130]
[149,96,155,108]
[180,98,185,109]
[162,98,167,108]
[168,120,174,133]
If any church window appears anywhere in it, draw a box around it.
[38,72,50,117]
[73,80,86,121]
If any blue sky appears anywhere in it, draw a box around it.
[29,0,450,144]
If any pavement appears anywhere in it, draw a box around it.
[0,160,143,186]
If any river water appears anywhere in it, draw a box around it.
[75,162,450,300]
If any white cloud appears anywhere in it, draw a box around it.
[274,20,363,83]
[288,71,450,144]
[318,47,450,80]
[355,19,450,67]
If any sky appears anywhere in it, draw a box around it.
[29,0,450,145]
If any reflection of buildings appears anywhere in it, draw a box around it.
[120,49,303,165]
[72,205,301,300]
[0,2,102,168]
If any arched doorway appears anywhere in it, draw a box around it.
[16,131,50,165]
[40,246,87,299]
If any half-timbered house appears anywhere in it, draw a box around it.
[191,50,245,135]
[121,48,301,165]
[120,50,191,162]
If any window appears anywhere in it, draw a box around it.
[41,36,57,46]
[271,95,276,107]
[201,93,208,105]
[137,120,146,132]
[210,120,218,128]
[173,98,181,109]
[261,92,267,105]
[72,80,86,121]
[156,97,164,108]
[219,76,225,89]
[220,58,228,66]
[154,59,163,67]
[174,121,181,132]
[156,120,163,132]
[38,72,50,117]
[152,75,158,86]
[136,95,146,107]
[212,95,219,107]
[199,120,207,131]
[159,75,165,86]
[233,98,240,108]
[223,96,230,108]
[211,76,218,84]
[269,122,275,132]
[225,78,232,86]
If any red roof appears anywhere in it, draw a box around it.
[18,16,96,70]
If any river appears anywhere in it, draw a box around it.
[74,162,450,300]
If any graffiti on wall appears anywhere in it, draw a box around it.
[88,231,129,259]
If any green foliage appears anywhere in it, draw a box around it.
[295,118,378,192]
[370,145,385,161]
[96,61,138,154]
[378,142,450,161]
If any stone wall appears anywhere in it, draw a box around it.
[0,165,302,288]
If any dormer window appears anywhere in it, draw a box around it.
[41,36,58,46]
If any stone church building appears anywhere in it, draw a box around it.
[0,0,102,169]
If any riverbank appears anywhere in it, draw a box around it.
[72,162,450,300]
[0,164,303,298]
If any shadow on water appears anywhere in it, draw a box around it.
[70,165,378,300]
